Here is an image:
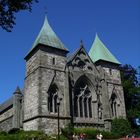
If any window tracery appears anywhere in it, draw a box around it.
[74,80,92,118]
[48,84,58,113]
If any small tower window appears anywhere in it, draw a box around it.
[52,58,55,65]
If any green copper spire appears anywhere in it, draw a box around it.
[31,16,68,52]
[89,34,121,65]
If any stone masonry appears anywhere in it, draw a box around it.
[0,17,126,133]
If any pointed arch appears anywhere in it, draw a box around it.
[48,84,58,113]
[110,87,121,118]
[110,93,117,117]
[73,75,96,118]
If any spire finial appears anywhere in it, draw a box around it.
[95,32,99,38]
[80,40,84,48]
[44,6,48,15]
[13,86,21,94]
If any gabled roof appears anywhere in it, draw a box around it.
[67,41,99,73]
[28,16,68,55]
[88,34,121,65]
[67,41,84,63]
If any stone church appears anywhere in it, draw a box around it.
[0,16,126,133]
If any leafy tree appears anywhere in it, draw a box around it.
[120,64,140,111]
[120,64,140,133]
[111,118,131,137]
[137,66,140,84]
[0,0,38,32]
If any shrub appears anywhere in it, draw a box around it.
[59,135,68,140]
[75,127,120,139]
[101,130,119,139]
[111,117,131,137]
[8,128,20,134]
[0,131,7,136]
[0,130,48,140]
[74,127,100,139]
[61,123,74,138]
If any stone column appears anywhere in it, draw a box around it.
[101,78,112,131]
[87,98,89,118]
[82,98,84,117]
[77,97,80,117]
[13,87,22,129]
[92,101,98,120]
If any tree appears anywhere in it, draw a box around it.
[0,0,38,32]
[120,64,140,111]
[111,118,131,137]
[120,64,140,133]
[137,66,140,84]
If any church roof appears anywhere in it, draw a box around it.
[28,16,68,54]
[88,34,121,65]
[67,41,84,63]
[0,97,13,113]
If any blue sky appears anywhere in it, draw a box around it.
[0,0,140,104]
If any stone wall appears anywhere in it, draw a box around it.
[24,47,70,132]
[103,65,126,119]
[0,108,13,122]
[39,118,69,134]
[23,44,126,133]
[0,117,13,131]
[24,68,40,121]
[38,49,70,133]
[23,118,39,131]
[24,51,40,124]
[0,108,13,131]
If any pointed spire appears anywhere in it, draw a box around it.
[27,16,68,56]
[13,86,22,94]
[80,40,84,48]
[89,34,121,65]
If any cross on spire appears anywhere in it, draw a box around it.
[80,40,84,48]
[44,6,48,15]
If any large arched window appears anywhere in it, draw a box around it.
[48,84,58,113]
[74,76,93,118]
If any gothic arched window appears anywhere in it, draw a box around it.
[48,84,58,113]
[110,93,117,117]
[74,76,93,118]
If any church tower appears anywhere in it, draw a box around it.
[89,34,126,123]
[23,16,70,133]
